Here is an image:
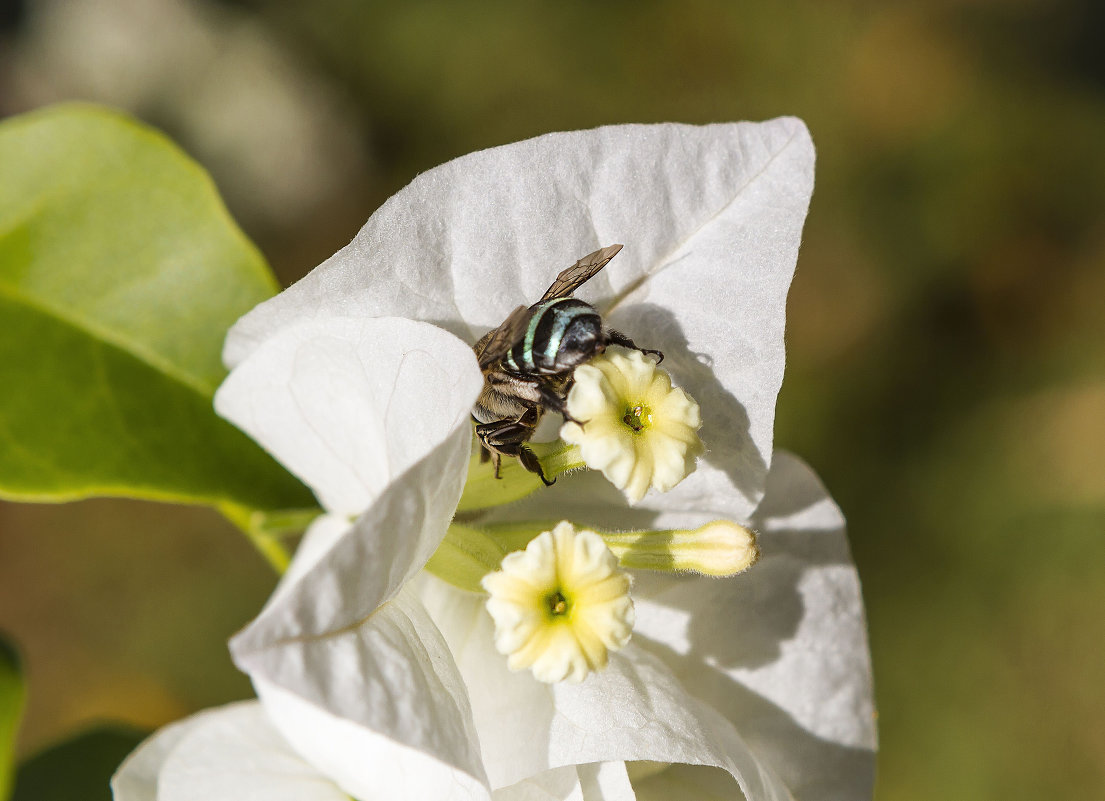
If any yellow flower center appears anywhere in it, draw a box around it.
[546,590,570,617]
[622,404,651,432]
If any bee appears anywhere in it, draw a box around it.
[472,244,663,484]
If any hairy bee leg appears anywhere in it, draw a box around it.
[605,329,664,364]
[532,384,584,426]
[475,417,548,482]
[518,446,554,486]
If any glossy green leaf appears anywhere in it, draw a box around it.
[11,726,146,801]
[0,104,313,511]
[0,636,24,801]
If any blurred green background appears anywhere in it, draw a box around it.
[1,0,1103,798]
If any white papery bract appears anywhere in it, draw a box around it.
[157,118,881,801]
[425,451,876,797]
[223,118,815,522]
[112,454,875,801]
[112,701,638,801]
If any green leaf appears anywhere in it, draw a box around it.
[11,726,146,801]
[0,104,313,511]
[0,636,25,801]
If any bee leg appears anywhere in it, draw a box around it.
[475,418,548,483]
[475,423,508,479]
[532,384,584,426]
[605,329,664,364]
[519,446,554,486]
[559,406,585,428]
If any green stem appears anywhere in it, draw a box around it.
[423,523,508,593]
[477,519,759,577]
[425,516,758,597]
[218,503,322,575]
[456,439,585,512]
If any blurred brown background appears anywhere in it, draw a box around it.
[1,0,1104,798]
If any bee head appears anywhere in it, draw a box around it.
[556,316,603,370]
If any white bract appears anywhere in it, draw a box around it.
[115,119,877,800]
[113,454,875,801]
[113,701,637,801]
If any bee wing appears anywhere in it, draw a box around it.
[476,304,529,369]
[537,244,623,302]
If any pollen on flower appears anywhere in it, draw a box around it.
[481,521,634,684]
[560,347,703,503]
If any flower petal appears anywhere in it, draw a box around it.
[113,706,215,801]
[476,454,874,799]
[577,762,637,801]
[254,671,490,801]
[268,513,349,606]
[215,316,482,517]
[417,575,793,800]
[224,120,813,515]
[629,451,877,801]
[491,766,583,801]
[237,585,490,795]
[112,701,350,801]
[232,505,486,794]
[492,762,635,801]
[229,344,487,790]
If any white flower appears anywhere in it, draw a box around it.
[423,451,875,797]
[482,521,635,683]
[222,119,813,522]
[561,347,704,502]
[137,119,878,800]
[113,701,636,801]
[112,453,874,801]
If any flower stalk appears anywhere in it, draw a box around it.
[455,439,585,513]
[426,517,760,593]
[219,502,322,574]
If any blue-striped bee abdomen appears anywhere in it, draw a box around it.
[503,297,602,375]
